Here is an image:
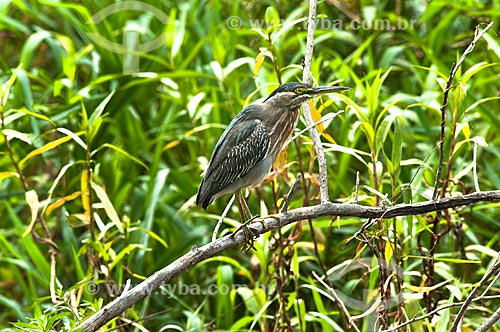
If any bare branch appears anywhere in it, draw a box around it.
[76,190,500,332]
[301,0,330,203]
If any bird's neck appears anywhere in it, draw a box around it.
[267,107,300,161]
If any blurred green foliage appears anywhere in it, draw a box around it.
[1,0,499,331]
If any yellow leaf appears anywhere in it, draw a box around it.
[46,191,82,216]
[254,52,266,76]
[135,227,169,249]
[385,241,394,264]
[0,172,19,180]
[308,100,325,133]
[99,143,148,169]
[452,136,488,155]
[81,170,91,223]
[19,135,73,169]
[1,64,22,107]
[66,213,91,227]
[273,147,289,171]
[461,123,470,140]
[163,139,181,151]
[321,132,337,145]
[23,190,39,237]
[405,279,451,293]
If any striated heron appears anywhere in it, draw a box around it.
[196,82,350,223]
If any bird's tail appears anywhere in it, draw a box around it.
[196,179,212,209]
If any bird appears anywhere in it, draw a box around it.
[196,82,350,221]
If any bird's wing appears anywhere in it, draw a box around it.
[209,118,269,185]
[197,108,270,207]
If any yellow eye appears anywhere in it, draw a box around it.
[295,87,305,94]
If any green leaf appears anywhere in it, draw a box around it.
[171,6,187,59]
[391,118,403,173]
[200,256,253,282]
[132,227,168,250]
[108,244,143,272]
[20,30,52,68]
[88,91,115,142]
[460,62,494,85]
[359,121,375,152]
[90,181,124,233]
[293,298,306,331]
[224,57,253,78]
[9,107,56,126]
[375,115,395,156]
[134,168,169,267]
[265,6,280,33]
[14,68,34,111]
[366,68,391,117]
[216,265,234,329]
[236,287,266,315]
[1,64,22,107]
[0,294,28,322]
[92,143,148,169]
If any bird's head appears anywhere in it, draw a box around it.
[264,82,350,109]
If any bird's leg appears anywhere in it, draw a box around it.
[236,189,253,221]
[232,189,267,251]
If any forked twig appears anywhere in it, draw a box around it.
[450,251,500,332]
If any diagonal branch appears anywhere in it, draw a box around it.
[76,190,500,332]
[450,251,500,332]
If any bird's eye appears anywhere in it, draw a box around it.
[295,87,306,94]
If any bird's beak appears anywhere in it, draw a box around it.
[307,85,351,96]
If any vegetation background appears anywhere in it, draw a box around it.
[1,0,499,331]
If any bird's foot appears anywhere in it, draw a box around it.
[231,214,280,251]
[230,215,261,251]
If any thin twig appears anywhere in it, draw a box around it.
[312,271,362,332]
[450,251,500,332]
[433,62,454,200]
[212,194,235,242]
[432,22,494,200]
[381,295,500,332]
[280,174,302,213]
[354,170,360,204]
[473,142,481,192]
[302,0,330,204]
[475,305,500,332]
